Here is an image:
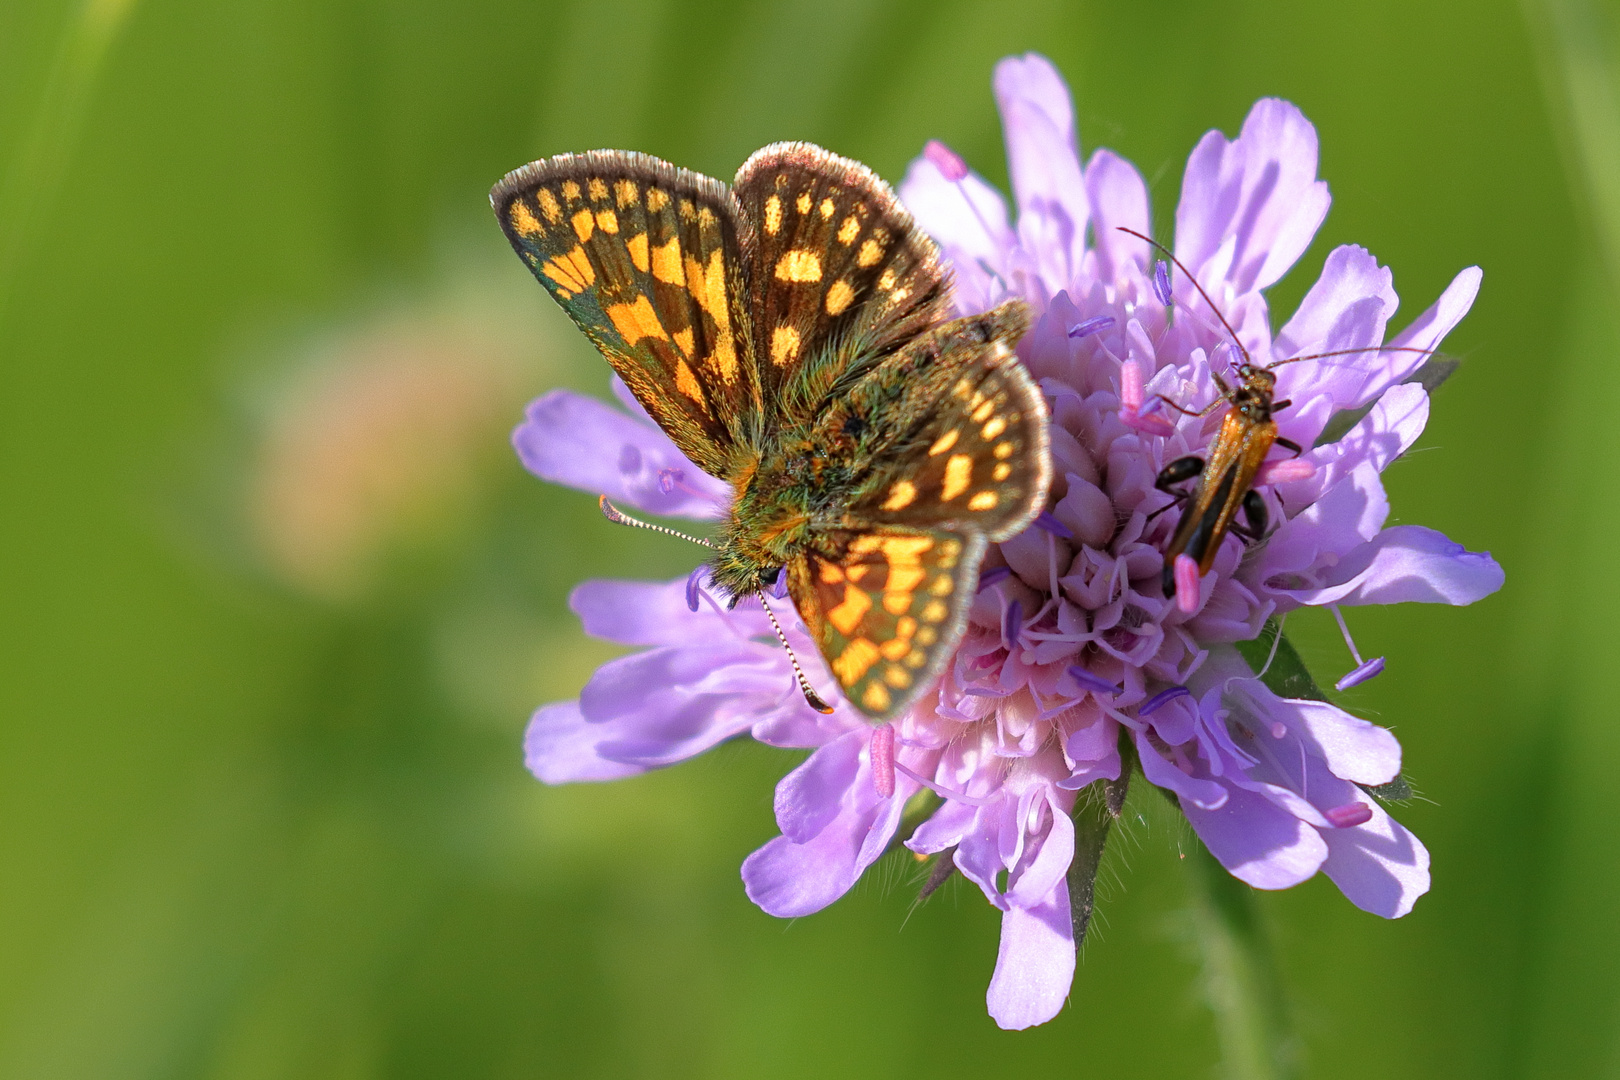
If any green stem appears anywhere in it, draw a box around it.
[1184,838,1299,1080]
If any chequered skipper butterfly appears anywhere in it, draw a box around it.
[492,143,1051,721]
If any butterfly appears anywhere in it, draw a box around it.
[491,142,1051,721]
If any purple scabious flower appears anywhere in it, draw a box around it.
[517,53,1503,1029]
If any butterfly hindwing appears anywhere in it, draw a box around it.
[731,143,952,417]
[787,529,985,721]
[805,300,1049,541]
[492,151,761,476]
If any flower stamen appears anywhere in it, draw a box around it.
[1330,605,1386,690]
[871,723,896,799]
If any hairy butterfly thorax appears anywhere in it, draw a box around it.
[493,142,1052,720]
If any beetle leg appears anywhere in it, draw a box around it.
[1275,435,1303,457]
[1156,455,1204,491]
[1232,489,1269,542]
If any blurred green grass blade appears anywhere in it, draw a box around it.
[0,0,138,318]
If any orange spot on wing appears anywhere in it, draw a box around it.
[605,296,669,344]
[537,189,562,223]
[827,585,872,635]
[626,233,649,272]
[833,639,880,687]
[942,455,973,500]
[509,200,543,237]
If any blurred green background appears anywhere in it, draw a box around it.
[0,0,1613,1076]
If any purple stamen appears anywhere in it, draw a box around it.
[870,723,896,799]
[1334,657,1386,691]
[767,566,789,599]
[1003,600,1023,650]
[1329,605,1383,690]
[1033,511,1074,539]
[1140,685,1190,717]
[684,565,706,613]
[1067,666,1120,695]
[1153,260,1173,305]
[924,139,969,182]
[1325,802,1374,828]
[657,466,686,495]
[977,565,1012,592]
[1068,315,1116,339]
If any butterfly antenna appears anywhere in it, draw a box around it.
[1117,227,1251,366]
[598,495,714,548]
[758,591,835,714]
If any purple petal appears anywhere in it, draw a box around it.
[775,731,863,844]
[1182,780,1329,889]
[986,882,1075,1030]
[1234,683,1402,786]
[577,644,786,766]
[1279,383,1428,510]
[1319,799,1431,917]
[993,52,1089,293]
[1175,98,1331,293]
[742,753,907,917]
[899,157,1013,310]
[1263,461,1389,576]
[524,701,648,783]
[1271,245,1397,410]
[1136,733,1228,811]
[1277,525,1505,607]
[1377,266,1483,395]
[1084,148,1152,282]
[512,390,728,519]
[571,576,763,646]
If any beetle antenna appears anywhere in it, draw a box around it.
[598,495,713,548]
[1267,345,1438,369]
[1117,227,1251,366]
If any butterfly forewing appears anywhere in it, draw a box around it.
[731,143,952,414]
[787,529,985,721]
[492,152,761,476]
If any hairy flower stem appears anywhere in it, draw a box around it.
[1067,784,1113,948]
[1185,838,1300,1080]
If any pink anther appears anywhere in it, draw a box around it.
[871,723,896,799]
[1120,359,1145,411]
[1255,458,1316,485]
[924,140,969,182]
[1325,801,1373,828]
[1173,554,1202,614]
